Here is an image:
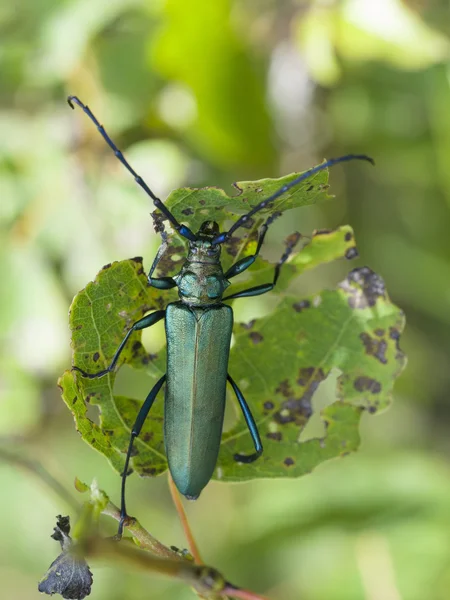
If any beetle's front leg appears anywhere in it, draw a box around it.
[118,374,166,537]
[227,374,263,463]
[73,310,166,378]
[223,231,301,301]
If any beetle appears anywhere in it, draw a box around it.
[68,95,373,535]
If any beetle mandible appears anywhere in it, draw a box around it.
[68,95,373,535]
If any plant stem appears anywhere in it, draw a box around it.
[101,500,182,560]
[168,472,203,564]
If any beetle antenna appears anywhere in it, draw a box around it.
[67,95,197,242]
[211,154,374,245]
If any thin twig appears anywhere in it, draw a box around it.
[101,500,182,560]
[168,472,203,564]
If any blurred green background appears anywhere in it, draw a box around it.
[1,1,450,599]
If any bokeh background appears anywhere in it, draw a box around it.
[1,1,450,599]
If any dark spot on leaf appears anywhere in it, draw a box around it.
[345,231,353,241]
[182,208,194,215]
[91,438,95,444]
[264,401,274,410]
[276,379,294,397]
[340,267,386,309]
[345,247,359,260]
[137,266,144,276]
[249,331,263,344]
[85,393,96,403]
[267,431,282,441]
[284,457,295,467]
[129,446,139,457]
[242,319,256,330]
[141,353,158,365]
[293,299,310,312]
[226,235,244,258]
[297,366,325,387]
[132,341,141,353]
[274,367,325,427]
[375,329,385,337]
[360,332,388,364]
[199,199,205,206]
[142,467,157,476]
[72,397,77,405]
[354,376,382,394]
[367,405,377,414]
[274,397,313,426]
[121,468,133,477]
[241,217,255,230]
[389,327,400,340]
[102,263,111,270]
[93,352,100,362]
[141,432,153,443]
[131,257,142,263]
[75,325,83,330]
[306,184,314,191]
[314,228,332,236]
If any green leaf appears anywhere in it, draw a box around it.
[59,168,406,486]
[219,266,406,480]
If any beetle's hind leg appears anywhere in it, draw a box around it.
[72,310,166,379]
[118,374,166,537]
[227,374,263,464]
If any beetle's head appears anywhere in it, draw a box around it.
[188,221,222,264]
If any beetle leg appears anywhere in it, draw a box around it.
[223,231,301,300]
[227,374,263,464]
[118,374,166,537]
[72,310,166,378]
[224,212,283,279]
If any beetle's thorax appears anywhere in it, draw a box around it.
[174,221,230,306]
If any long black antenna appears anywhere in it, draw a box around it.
[67,95,197,242]
[211,154,374,245]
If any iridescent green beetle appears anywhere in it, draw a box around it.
[68,95,373,535]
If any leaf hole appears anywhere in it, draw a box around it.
[299,368,340,442]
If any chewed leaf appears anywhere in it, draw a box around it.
[59,169,405,486]
[38,516,93,600]
[164,167,331,234]
[217,267,406,480]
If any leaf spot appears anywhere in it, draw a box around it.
[345,247,359,260]
[266,431,282,442]
[354,376,382,394]
[249,331,263,344]
[293,299,311,312]
[360,332,388,364]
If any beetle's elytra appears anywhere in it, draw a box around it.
[68,95,373,535]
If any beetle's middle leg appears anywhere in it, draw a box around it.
[72,310,166,378]
[118,374,166,537]
[223,230,301,301]
[227,374,263,464]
